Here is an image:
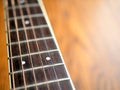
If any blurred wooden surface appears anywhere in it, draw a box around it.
[43,0,120,90]
[1,0,120,90]
[0,0,9,90]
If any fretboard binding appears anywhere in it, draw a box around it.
[9,63,64,74]
[6,25,48,32]
[6,4,39,10]
[10,78,70,90]
[7,36,53,45]
[8,49,58,59]
[8,13,43,20]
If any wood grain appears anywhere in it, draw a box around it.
[43,0,120,90]
[0,0,9,90]
[1,0,120,90]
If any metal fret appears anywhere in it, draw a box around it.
[7,36,53,45]
[9,13,43,20]
[9,63,64,74]
[4,0,75,89]
[8,49,58,59]
[11,78,70,90]
[7,4,39,10]
[6,25,48,32]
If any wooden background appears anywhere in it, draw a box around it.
[43,0,120,90]
[0,0,120,90]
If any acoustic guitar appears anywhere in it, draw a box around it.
[1,0,75,90]
[1,0,120,90]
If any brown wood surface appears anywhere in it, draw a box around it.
[0,0,9,90]
[0,0,120,90]
[43,0,120,90]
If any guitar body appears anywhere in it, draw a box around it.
[1,0,120,90]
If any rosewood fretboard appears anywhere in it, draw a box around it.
[4,0,75,90]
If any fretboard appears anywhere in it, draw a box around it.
[4,0,75,90]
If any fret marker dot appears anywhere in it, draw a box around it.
[46,57,51,61]
[25,20,30,25]
[22,61,26,65]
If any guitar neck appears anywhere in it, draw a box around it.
[4,0,75,90]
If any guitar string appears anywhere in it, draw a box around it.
[37,0,65,89]
[10,0,27,89]
[25,0,50,89]
[8,0,71,90]
[36,0,62,89]
[16,0,38,89]
[6,0,16,89]
[26,0,64,89]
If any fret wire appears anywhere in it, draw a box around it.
[39,18,62,90]
[9,63,64,74]
[7,3,39,10]
[11,78,70,90]
[8,49,58,59]
[6,0,16,89]
[7,25,48,32]
[9,13,43,20]
[11,0,27,89]
[25,1,50,89]
[7,36,53,45]
[36,1,62,89]
[5,0,75,90]
[17,0,38,89]
[38,1,76,89]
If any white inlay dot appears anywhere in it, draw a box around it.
[46,57,51,61]
[22,61,26,65]
[25,20,30,25]
[20,0,25,4]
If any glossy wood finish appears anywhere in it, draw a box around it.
[43,0,120,90]
[1,0,120,90]
[0,1,9,90]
